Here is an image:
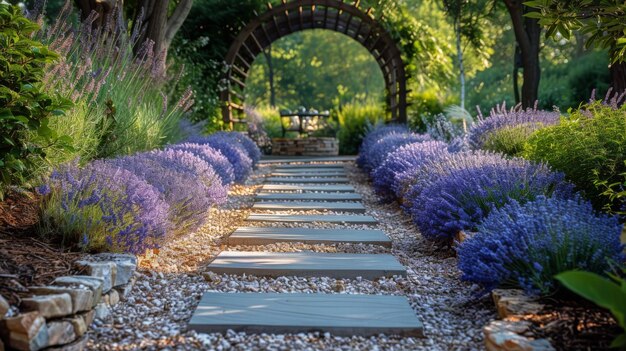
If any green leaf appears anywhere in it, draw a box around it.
[610,333,626,348]
[556,271,626,328]
[524,11,544,19]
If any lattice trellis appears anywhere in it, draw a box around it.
[221,0,408,127]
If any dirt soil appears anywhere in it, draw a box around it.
[0,189,84,306]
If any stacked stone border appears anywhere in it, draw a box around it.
[0,254,138,351]
[483,289,554,351]
[271,137,339,156]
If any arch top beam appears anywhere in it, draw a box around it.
[221,0,408,127]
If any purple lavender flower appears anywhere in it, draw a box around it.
[187,134,254,183]
[167,143,235,185]
[107,149,227,233]
[409,156,575,243]
[468,105,560,153]
[399,150,507,208]
[357,124,409,168]
[208,131,261,167]
[358,132,432,172]
[41,161,171,254]
[371,141,450,201]
[457,195,624,295]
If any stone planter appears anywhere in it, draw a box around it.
[271,137,339,156]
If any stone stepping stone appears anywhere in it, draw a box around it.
[262,184,355,192]
[246,213,377,224]
[271,172,346,178]
[273,168,346,173]
[255,192,362,201]
[206,251,405,279]
[189,292,423,337]
[273,164,347,169]
[266,177,349,184]
[252,201,366,213]
[228,227,391,247]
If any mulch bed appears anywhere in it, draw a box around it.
[523,297,622,351]
[0,190,84,306]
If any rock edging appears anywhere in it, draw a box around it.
[0,253,138,351]
[484,289,554,351]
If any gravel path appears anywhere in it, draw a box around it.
[87,161,495,350]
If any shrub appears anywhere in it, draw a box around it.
[468,105,560,156]
[167,143,235,185]
[357,131,431,172]
[40,4,192,159]
[399,150,508,208]
[524,100,626,215]
[357,124,409,169]
[371,141,449,201]
[337,103,386,155]
[410,158,574,243]
[37,161,171,254]
[107,150,227,233]
[209,131,261,167]
[0,4,72,198]
[188,134,253,183]
[458,196,624,295]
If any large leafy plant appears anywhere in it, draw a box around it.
[556,266,626,349]
[0,4,72,198]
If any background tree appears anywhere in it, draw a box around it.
[74,0,193,72]
[502,0,542,107]
[526,0,626,93]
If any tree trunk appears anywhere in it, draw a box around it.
[503,0,541,108]
[454,18,465,111]
[513,45,521,104]
[74,0,122,29]
[263,45,276,107]
[610,59,626,95]
[134,0,193,74]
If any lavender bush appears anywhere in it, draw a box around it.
[356,124,409,168]
[188,134,254,183]
[37,161,171,254]
[372,141,449,201]
[457,195,624,295]
[167,143,235,185]
[410,158,574,243]
[467,104,560,156]
[209,131,261,166]
[359,132,432,172]
[108,150,227,233]
[399,151,508,208]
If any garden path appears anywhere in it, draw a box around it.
[188,158,423,337]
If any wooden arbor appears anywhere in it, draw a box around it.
[221,0,408,127]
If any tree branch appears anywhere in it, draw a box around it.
[165,0,193,46]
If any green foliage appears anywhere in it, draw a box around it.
[0,4,72,198]
[482,125,534,156]
[246,30,386,110]
[596,162,626,218]
[336,103,385,155]
[524,101,626,215]
[39,5,190,159]
[556,268,626,348]
[526,0,626,63]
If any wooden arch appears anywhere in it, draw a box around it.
[221,0,408,127]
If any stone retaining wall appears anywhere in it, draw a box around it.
[0,254,138,351]
[271,137,339,156]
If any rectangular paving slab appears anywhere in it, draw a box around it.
[266,177,349,183]
[252,201,366,213]
[273,167,345,172]
[255,192,362,201]
[228,227,391,247]
[262,184,355,192]
[270,172,347,177]
[246,213,377,224]
[189,292,423,337]
[206,251,405,279]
